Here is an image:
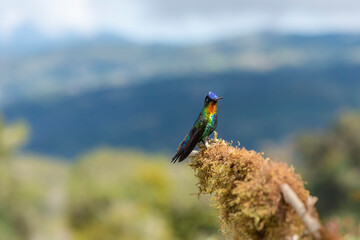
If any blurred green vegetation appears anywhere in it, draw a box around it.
[1,111,360,239]
[68,150,219,240]
[0,116,219,240]
[296,112,360,218]
[0,117,29,240]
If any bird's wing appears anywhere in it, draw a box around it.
[171,119,206,163]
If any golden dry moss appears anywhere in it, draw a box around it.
[189,141,310,240]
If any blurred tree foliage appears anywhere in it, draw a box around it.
[0,115,219,240]
[2,111,360,239]
[0,117,68,240]
[296,112,360,217]
[67,149,219,240]
[0,117,30,240]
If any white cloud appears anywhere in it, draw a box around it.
[0,0,94,40]
[1,0,360,43]
[0,7,24,38]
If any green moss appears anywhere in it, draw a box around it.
[68,149,219,240]
[190,141,310,240]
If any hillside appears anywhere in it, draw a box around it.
[2,34,360,105]
[3,64,360,157]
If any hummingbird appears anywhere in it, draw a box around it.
[171,91,223,163]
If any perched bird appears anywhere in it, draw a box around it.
[171,91,223,163]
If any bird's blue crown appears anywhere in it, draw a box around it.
[208,91,219,100]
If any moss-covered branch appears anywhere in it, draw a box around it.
[189,139,340,240]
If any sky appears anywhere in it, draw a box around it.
[1,0,360,43]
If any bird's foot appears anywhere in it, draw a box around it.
[197,140,210,149]
[204,139,210,149]
[188,150,199,158]
[213,131,218,141]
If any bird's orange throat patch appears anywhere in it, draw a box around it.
[206,102,217,115]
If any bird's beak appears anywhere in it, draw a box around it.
[216,97,223,101]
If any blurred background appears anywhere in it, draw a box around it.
[1,0,360,239]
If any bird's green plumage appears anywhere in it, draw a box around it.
[172,92,221,163]
[197,101,218,141]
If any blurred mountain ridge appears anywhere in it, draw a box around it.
[2,33,360,106]
[3,63,360,157]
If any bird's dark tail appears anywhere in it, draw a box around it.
[171,148,188,163]
[171,141,198,163]
[171,148,183,163]
[172,124,205,163]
